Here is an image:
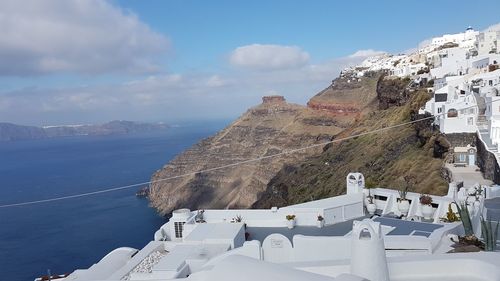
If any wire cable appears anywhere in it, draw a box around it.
[0,98,495,208]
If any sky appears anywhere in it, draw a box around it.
[1,0,500,126]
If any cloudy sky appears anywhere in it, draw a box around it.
[1,0,500,126]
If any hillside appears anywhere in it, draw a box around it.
[252,78,449,208]
[0,123,47,141]
[148,74,382,215]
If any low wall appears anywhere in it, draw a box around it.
[202,193,364,227]
[293,235,351,262]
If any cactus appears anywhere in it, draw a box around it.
[452,202,474,236]
[480,216,499,251]
[441,203,460,222]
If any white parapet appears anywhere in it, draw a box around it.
[346,172,365,195]
[350,219,390,281]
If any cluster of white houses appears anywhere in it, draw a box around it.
[352,26,500,167]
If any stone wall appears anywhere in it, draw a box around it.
[445,133,477,147]
[476,133,500,184]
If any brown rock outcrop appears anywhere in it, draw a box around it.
[262,95,286,104]
[148,74,381,215]
[149,100,348,215]
[307,73,381,116]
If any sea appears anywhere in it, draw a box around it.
[0,121,227,281]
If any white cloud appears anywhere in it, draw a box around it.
[205,75,228,87]
[348,49,386,58]
[0,48,381,125]
[229,44,310,70]
[484,22,500,32]
[0,0,169,76]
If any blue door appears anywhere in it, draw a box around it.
[468,154,475,166]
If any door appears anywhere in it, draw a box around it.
[468,154,475,166]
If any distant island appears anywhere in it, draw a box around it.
[0,120,169,141]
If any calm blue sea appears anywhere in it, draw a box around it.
[0,121,226,281]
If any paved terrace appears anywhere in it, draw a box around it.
[246,216,444,242]
[446,163,493,187]
[484,197,500,221]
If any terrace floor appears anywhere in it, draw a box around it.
[484,197,500,221]
[446,163,493,187]
[246,217,361,242]
[246,215,445,242]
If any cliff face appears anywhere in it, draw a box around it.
[253,81,448,208]
[476,135,500,183]
[148,76,381,215]
[307,71,379,116]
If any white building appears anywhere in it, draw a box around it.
[472,69,500,145]
[389,62,427,77]
[429,47,469,78]
[476,30,500,56]
[420,73,484,134]
[430,26,478,50]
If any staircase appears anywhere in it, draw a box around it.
[477,123,500,160]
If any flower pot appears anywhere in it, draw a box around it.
[421,204,434,220]
[316,220,325,228]
[366,203,377,215]
[398,200,410,215]
[286,219,295,229]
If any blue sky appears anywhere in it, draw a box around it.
[1,0,500,125]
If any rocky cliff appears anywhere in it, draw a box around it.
[148,73,453,214]
[148,74,382,215]
[252,79,449,208]
[0,123,47,141]
[307,71,379,115]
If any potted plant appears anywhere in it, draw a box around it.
[231,215,243,223]
[366,194,377,215]
[398,176,414,216]
[286,215,296,229]
[468,185,483,209]
[316,215,325,228]
[195,210,206,223]
[363,178,376,205]
[419,194,434,220]
[397,186,410,216]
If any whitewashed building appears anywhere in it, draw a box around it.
[476,30,500,56]
[472,70,500,145]
[429,47,469,78]
[430,26,478,50]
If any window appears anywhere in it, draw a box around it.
[447,108,458,118]
[438,107,443,113]
[468,117,474,125]
[174,222,185,238]
[459,154,466,162]
[490,80,493,86]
